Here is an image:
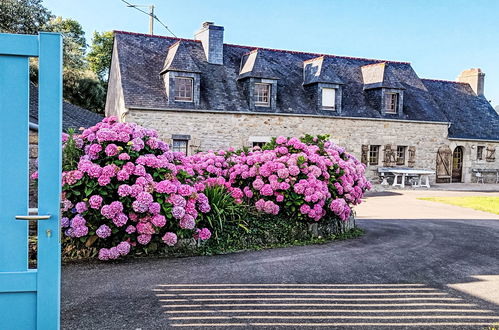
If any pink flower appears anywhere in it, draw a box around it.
[162,232,177,246]
[252,178,264,190]
[137,234,151,245]
[89,195,103,209]
[105,144,119,157]
[151,214,166,227]
[116,241,131,256]
[75,202,87,214]
[194,228,211,241]
[96,224,111,238]
[260,184,273,196]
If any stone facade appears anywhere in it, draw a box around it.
[106,25,499,185]
[126,109,455,182]
[448,139,499,183]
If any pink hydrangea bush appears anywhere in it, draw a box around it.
[186,135,371,222]
[43,117,213,260]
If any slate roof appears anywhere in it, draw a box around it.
[160,41,201,73]
[113,30,499,141]
[303,56,343,86]
[422,79,499,140]
[29,83,103,131]
[361,62,405,90]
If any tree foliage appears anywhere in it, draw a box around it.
[43,16,87,70]
[0,0,53,34]
[87,31,114,83]
[0,1,107,113]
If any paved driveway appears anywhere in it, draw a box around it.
[62,217,499,329]
[356,190,499,220]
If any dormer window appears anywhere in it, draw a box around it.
[255,83,271,107]
[385,92,398,114]
[322,88,336,110]
[174,77,193,102]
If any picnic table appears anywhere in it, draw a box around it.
[378,167,435,188]
[472,168,499,183]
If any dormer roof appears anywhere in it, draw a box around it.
[238,49,279,80]
[361,62,405,90]
[303,56,343,86]
[160,41,201,74]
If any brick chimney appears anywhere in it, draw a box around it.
[457,68,485,97]
[194,22,224,65]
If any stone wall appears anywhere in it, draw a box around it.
[449,140,499,183]
[126,109,450,182]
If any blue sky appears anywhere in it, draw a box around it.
[43,0,499,107]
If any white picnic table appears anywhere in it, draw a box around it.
[378,167,435,188]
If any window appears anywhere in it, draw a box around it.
[172,139,188,155]
[369,145,380,165]
[255,83,271,107]
[252,142,266,148]
[174,77,193,102]
[396,146,406,165]
[385,92,398,114]
[477,146,484,161]
[322,88,336,109]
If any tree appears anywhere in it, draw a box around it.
[43,16,87,70]
[0,2,106,113]
[0,0,53,34]
[87,31,114,83]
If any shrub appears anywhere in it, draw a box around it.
[34,117,212,260]
[32,119,370,261]
[186,134,371,223]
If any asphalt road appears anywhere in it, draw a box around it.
[62,218,499,330]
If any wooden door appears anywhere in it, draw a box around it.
[436,146,452,183]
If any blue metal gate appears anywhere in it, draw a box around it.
[0,33,62,330]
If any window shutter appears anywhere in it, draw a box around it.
[322,88,336,108]
[361,145,368,165]
[486,145,496,162]
[408,146,416,167]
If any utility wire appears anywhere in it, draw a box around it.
[120,0,177,37]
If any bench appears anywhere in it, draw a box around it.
[472,169,499,183]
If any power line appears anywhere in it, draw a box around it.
[120,0,177,37]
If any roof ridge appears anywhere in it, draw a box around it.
[225,42,411,65]
[113,30,411,65]
[422,78,468,84]
[113,30,201,43]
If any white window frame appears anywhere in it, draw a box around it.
[396,146,406,165]
[385,92,398,114]
[322,87,336,110]
[172,139,189,155]
[477,145,485,161]
[255,83,271,107]
[369,145,380,165]
[174,77,194,102]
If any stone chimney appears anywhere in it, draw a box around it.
[457,68,485,97]
[194,22,224,65]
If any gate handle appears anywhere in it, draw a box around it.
[16,209,51,221]
[16,208,51,221]
[15,214,51,221]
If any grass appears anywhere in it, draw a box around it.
[418,196,499,215]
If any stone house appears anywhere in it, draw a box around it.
[105,22,499,183]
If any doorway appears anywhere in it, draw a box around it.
[452,146,464,182]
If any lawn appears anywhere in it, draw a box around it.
[418,196,499,215]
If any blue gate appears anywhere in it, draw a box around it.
[0,33,62,329]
